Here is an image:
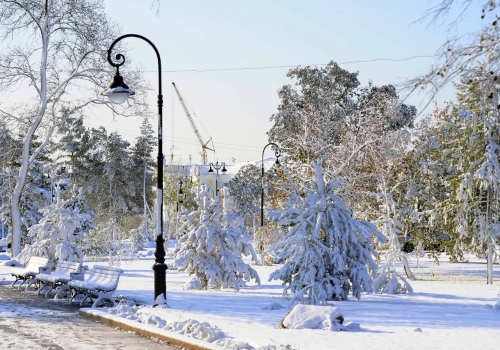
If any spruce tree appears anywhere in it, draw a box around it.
[435,63,500,282]
[267,159,386,304]
[27,181,93,264]
[372,186,413,294]
[175,185,260,290]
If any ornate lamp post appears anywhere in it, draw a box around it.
[101,34,167,305]
[208,161,227,196]
[261,143,281,226]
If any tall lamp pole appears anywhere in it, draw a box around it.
[261,143,281,226]
[208,161,227,196]
[102,34,167,305]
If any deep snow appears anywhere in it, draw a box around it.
[1,244,500,350]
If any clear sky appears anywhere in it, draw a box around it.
[85,1,483,164]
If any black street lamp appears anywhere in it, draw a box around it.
[102,34,167,305]
[208,161,227,196]
[176,176,190,211]
[261,143,281,226]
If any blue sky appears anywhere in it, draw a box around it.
[90,0,483,164]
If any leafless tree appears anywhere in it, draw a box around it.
[402,1,500,111]
[0,0,149,256]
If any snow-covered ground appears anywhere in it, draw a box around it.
[1,245,500,350]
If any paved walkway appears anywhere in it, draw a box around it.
[0,283,179,350]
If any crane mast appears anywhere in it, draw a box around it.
[172,82,214,164]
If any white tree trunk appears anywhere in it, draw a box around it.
[10,198,22,258]
[487,241,493,285]
[400,255,416,281]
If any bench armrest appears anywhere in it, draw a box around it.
[39,266,51,274]
[70,272,84,281]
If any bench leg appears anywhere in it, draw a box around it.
[44,285,54,298]
[54,285,70,300]
[24,277,37,292]
[92,291,116,308]
[37,281,49,296]
[80,292,93,307]
[17,279,27,290]
[11,277,22,288]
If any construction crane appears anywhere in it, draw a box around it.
[172,82,214,165]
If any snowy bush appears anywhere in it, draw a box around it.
[267,159,386,304]
[27,185,93,264]
[174,185,260,290]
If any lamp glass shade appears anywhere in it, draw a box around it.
[103,87,135,104]
[101,71,135,104]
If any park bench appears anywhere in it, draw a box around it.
[9,256,50,291]
[35,260,82,298]
[67,265,123,308]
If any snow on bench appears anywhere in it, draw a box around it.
[36,260,82,298]
[68,265,123,308]
[9,256,50,291]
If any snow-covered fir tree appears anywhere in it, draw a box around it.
[372,185,414,294]
[267,159,386,305]
[27,182,93,265]
[175,184,260,291]
[435,62,500,283]
[412,240,425,269]
[220,187,259,263]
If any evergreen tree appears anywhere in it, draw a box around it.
[175,184,260,290]
[394,112,454,260]
[372,184,414,294]
[435,63,500,282]
[1,128,53,246]
[27,181,93,264]
[130,117,156,215]
[267,159,386,304]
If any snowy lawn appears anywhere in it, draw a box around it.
[1,248,500,350]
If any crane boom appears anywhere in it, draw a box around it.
[172,82,214,164]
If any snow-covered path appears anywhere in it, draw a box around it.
[0,284,177,350]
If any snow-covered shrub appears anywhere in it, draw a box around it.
[27,185,93,264]
[174,185,260,290]
[267,159,386,304]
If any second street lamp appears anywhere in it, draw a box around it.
[261,143,281,226]
[208,161,227,196]
[102,34,167,305]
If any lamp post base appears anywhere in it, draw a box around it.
[153,262,168,306]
